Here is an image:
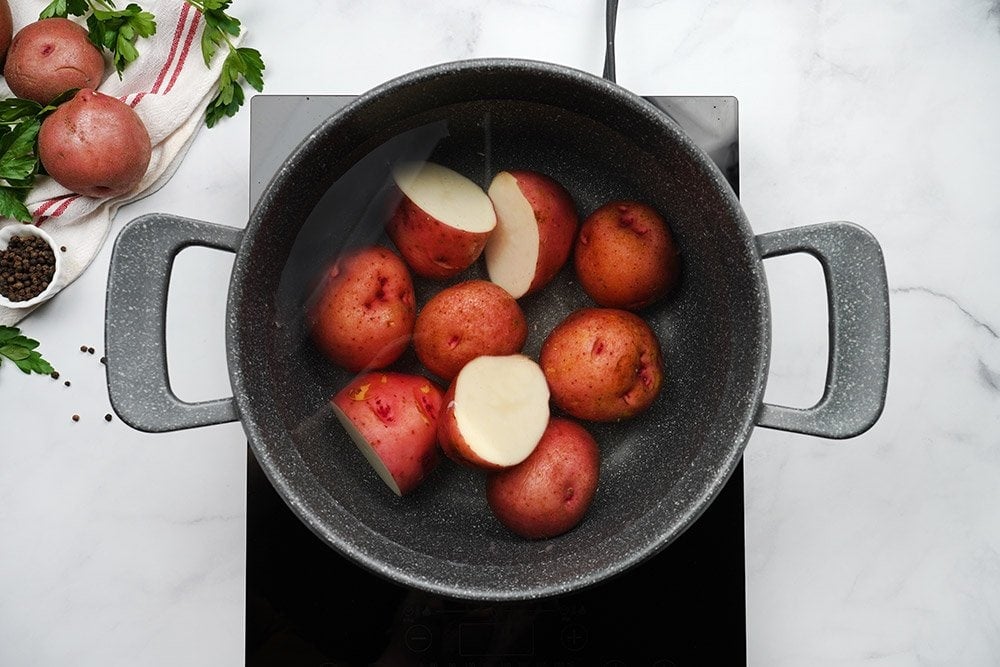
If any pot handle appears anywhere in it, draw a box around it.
[105,214,242,433]
[755,221,890,439]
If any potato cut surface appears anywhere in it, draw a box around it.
[393,161,496,232]
[453,354,549,467]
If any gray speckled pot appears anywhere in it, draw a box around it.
[105,59,889,601]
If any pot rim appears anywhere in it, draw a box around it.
[229,57,770,600]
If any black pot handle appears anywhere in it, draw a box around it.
[603,0,619,83]
[755,221,890,439]
[105,214,242,432]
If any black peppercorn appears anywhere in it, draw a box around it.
[0,234,56,302]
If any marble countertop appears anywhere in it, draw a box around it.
[2,1,999,665]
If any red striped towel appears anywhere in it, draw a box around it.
[0,1,242,326]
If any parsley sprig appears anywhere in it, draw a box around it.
[0,93,77,222]
[40,0,157,78]
[186,0,264,127]
[0,325,55,376]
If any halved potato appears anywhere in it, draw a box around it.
[386,161,496,279]
[485,170,579,299]
[332,372,445,496]
[437,354,550,470]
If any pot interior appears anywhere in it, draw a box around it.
[230,60,768,599]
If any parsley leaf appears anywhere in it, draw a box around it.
[205,46,263,127]
[0,120,42,182]
[0,188,32,223]
[86,4,157,77]
[40,0,90,19]
[0,97,69,223]
[40,0,156,76]
[0,326,55,376]
[187,0,265,127]
[0,99,43,124]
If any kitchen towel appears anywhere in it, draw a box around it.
[0,0,241,326]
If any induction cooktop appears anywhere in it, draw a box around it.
[246,93,744,666]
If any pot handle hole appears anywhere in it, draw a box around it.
[105,214,242,433]
[755,221,890,439]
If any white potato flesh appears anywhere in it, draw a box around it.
[392,161,496,233]
[453,354,550,467]
[330,402,402,496]
[484,171,539,298]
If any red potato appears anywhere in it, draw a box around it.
[574,200,680,310]
[385,161,497,279]
[486,417,600,539]
[38,88,151,198]
[484,169,579,299]
[4,18,106,104]
[308,245,416,373]
[0,0,12,67]
[332,372,445,496]
[413,279,528,381]
[437,354,550,470]
[540,307,664,422]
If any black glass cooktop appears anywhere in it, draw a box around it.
[246,94,744,666]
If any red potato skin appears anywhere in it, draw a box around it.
[0,0,12,68]
[333,372,444,495]
[308,246,416,373]
[413,280,527,381]
[38,89,151,198]
[486,418,600,539]
[540,308,664,422]
[574,201,680,310]
[4,18,106,104]
[436,379,506,470]
[386,191,492,279]
[510,170,579,296]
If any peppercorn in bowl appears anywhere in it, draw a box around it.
[0,223,63,309]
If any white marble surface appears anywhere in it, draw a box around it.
[1,1,999,665]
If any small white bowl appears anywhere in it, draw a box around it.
[0,223,64,309]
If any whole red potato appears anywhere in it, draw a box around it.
[38,88,151,198]
[0,0,12,67]
[4,18,106,104]
[486,417,600,539]
[413,279,527,381]
[540,307,664,422]
[574,200,680,310]
[308,245,416,372]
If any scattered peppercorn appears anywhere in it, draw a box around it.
[0,234,56,302]
[72,414,80,422]
[100,356,106,364]
[80,345,88,352]
[50,371,60,379]
[104,414,113,422]
[87,347,94,354]
[64,380,71,387]
[60,246,67,252]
